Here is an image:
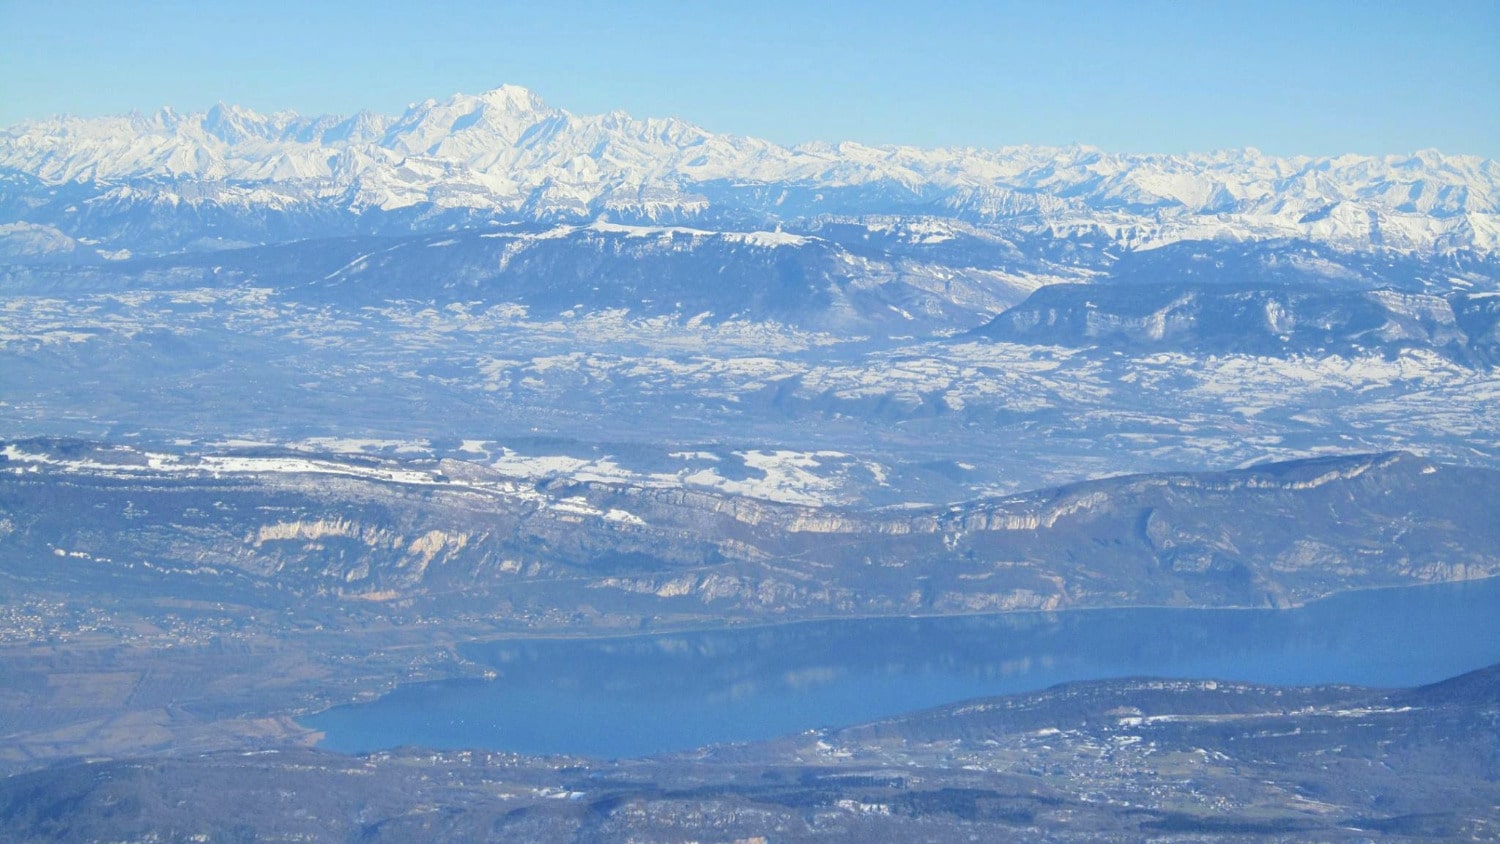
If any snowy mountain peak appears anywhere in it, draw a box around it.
[379,86,560,154]
[1,85,1497,258]
[203,101,274,144]
[474,84,549,113]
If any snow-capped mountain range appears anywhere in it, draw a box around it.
[3,85,1498,258]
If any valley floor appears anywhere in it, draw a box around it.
[2,662,1496,842]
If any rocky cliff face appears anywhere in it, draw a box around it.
[4,441,1495,626]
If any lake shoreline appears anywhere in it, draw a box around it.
[305,575,1500,759]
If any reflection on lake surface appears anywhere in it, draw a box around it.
[307,577,1500,759]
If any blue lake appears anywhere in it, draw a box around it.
[306,577,1500,759]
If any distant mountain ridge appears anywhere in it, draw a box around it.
[975,281,1500,364]
[3,85,1498,257]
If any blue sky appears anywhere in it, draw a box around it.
[2,0,1496,157]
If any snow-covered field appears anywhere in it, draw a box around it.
[3,288,1496,504]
